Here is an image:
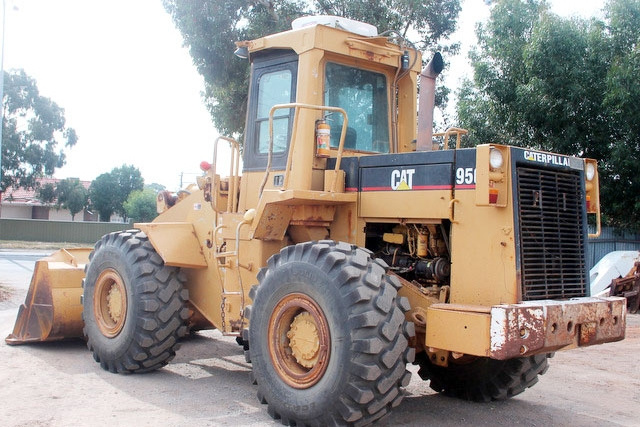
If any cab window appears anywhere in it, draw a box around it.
[256,69,293,153]
[324,63,389,153]
[243,50,298,172]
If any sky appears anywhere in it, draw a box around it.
[1,0,606,190]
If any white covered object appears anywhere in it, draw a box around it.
[292,15,378,37]
[589,251,640,297]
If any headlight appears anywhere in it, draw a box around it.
[585,163,596,181]
[489,148,503,169]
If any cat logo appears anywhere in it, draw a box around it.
[391,168,415,191]
[524,150,570,167]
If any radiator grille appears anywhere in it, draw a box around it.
[516,167,587,300]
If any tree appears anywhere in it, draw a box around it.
[146,182,166,193]
[601,0,640,230]
[456,0,640,230]
[111,165,144,221]
[163,0,462,138]
[1,69,77,191]
[37,182,56,204]
[55,178,88,221]
[89,173,118,222]
[124,189,158,223]
[88,165,144,222]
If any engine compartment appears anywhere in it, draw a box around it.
[366,222,451,301]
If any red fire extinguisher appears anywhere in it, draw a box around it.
[316,120,330,158]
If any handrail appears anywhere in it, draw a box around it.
[258,103,349,197]
[213,210,255,335]
[212,136,241,213]
[344,38,402,57]
[433,127,469,150]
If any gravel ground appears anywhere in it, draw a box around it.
[1,248,638,426]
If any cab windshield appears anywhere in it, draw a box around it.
[324,62,389,153]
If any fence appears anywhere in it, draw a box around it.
[0,218,131,244]
[588,226,640,270]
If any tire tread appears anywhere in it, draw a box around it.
[83,230,188,374]
[248,240,414,426]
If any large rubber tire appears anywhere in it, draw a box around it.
[82,230,189,373]
[417,352,551,402]
[246,241,415,426]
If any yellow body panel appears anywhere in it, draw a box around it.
[448,146,517,306]
[136,222,207,268]
[360,189,452,220]
[425,305,491,356]
[449,189,518,305]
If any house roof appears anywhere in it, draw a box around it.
[1,177,91,206]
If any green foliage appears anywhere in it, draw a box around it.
[163,0,461,138]
[456,0,640,231]
[315,0,461,50]
[88,165,144,222]
[163,0,307,137]
[37,183,56,204]
[89,173,117,222]
[1,69,77,191]
[123,189,158,223]
[55,178,88,221]
[111,165,144,220]
[602,1,640,230]
[145,182,166,193]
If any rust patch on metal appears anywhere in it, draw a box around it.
[268,293,330,389]
[579,322,597,345]
[490,297,627,360]
[610,261,640,313]
[228,319,245,333]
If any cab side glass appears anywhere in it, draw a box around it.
[257,70,293,153]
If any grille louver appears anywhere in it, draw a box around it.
[516,167,587,300]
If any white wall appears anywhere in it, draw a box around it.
[48,208,74,221]
[0,205,32,219]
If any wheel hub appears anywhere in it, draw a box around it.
[268,293,330,389]
[107,285,123,323]
[94,268,127,338]
[287,312,320,368]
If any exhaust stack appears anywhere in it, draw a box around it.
[416,52,444,151]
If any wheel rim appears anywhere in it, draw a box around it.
[268,293,330,389]
[93,268,127,337]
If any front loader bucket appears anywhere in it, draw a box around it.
[5,248,92,345]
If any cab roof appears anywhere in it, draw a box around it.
[239,23,422,72]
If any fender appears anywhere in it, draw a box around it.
[135,222,207,268]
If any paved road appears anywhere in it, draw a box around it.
[0,249,51,290]
[0,250,638,426]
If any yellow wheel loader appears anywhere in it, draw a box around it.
[6,16,626,426]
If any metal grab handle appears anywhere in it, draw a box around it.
[211,136,241,213]
[258,103,349,197]
[448,199,459,224]
[433,127,469,150]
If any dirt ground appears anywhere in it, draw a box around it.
[1,252,638,426]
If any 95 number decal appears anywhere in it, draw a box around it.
[456,167,476,185]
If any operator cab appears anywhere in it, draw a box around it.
[236,15,422,206]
